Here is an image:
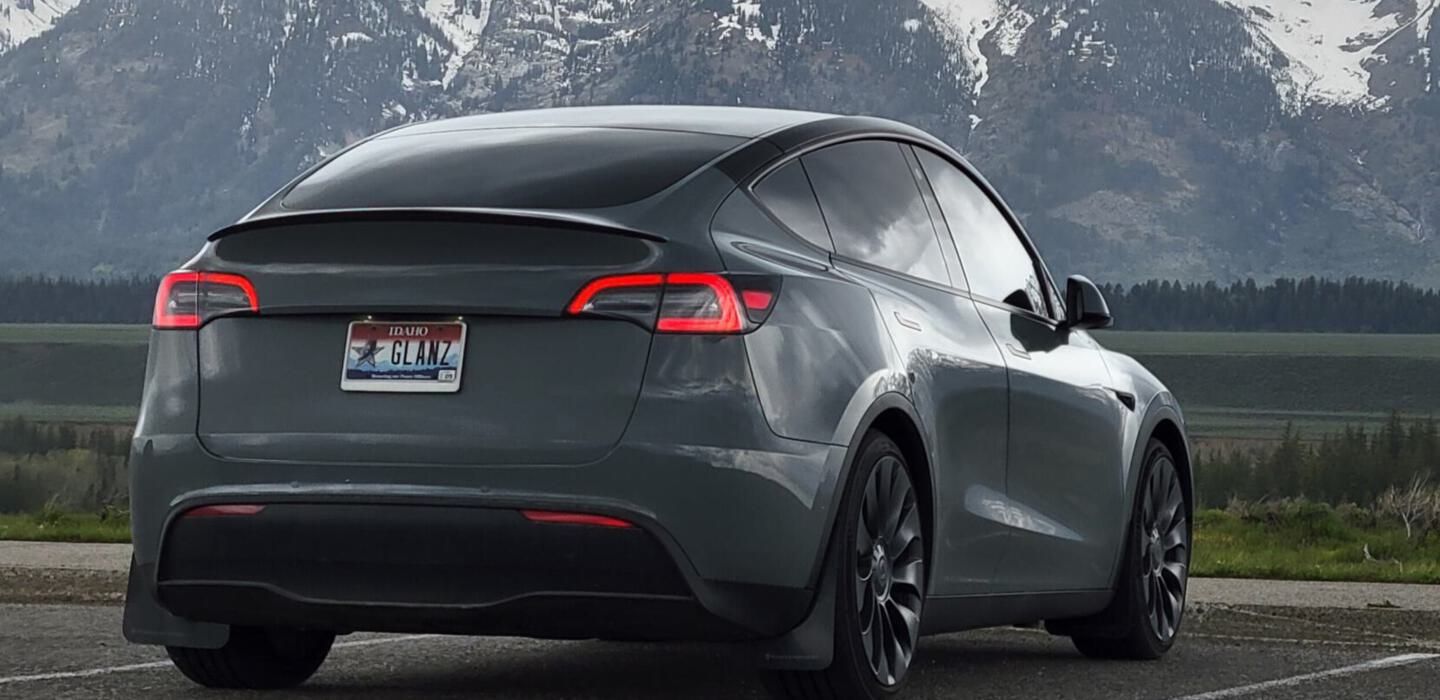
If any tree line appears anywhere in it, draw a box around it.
[1102,277,1440,332]
[3,275,1440,330]
[0,276,156,324]
[1196,414,1440,508]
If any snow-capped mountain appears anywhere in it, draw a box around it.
[1,0,1438,284]
[0,0,80,53]
[1217,0,1438,108]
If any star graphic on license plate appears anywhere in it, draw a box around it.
[351,339,382,367]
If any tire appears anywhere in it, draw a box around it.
[767,432,927,699]
[167,627,335,689]
[1059,439,1190,660]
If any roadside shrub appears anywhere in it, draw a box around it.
[1336,502,1377,529]
[1376,476,1438,541]
[1194,509,1231,529]
[98,503,130,526]
[1219,497,1350,542]
[32,495,65,527]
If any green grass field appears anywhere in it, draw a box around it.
[1095,331,1440,441]
[0,325,1436,441]
[0,512,131,544]
[1192,508,1440,584]
[0,324,147,423]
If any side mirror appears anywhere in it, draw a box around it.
[1064,275,1113,330]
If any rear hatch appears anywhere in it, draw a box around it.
[194,216,679,466]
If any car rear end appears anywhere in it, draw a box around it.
[124,125,848,648]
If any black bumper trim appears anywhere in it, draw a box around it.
[150,495,812,641]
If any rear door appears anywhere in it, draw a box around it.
[802,140,1012,596]
[194,217,682,466]
[915,148,1127,592]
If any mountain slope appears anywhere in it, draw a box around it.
[0,0,1437,285]
[0,0,80,53]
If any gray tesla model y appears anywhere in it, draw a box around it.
[123,106,1192,698]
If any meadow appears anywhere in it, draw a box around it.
[0,324,147,423]
[1095,331,1440,442]
[1,325,1437,437]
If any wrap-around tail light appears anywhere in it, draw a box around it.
[153,271,259,330]
[567,272,780,334]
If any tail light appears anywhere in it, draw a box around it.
[153,271,259,330]
[567,273,780,334]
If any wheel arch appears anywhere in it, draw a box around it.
[1108,394,1193,589]
[812,393,937,593]
[867,406,936,583]
[1149,417,1194,517]
[759,392,936,671]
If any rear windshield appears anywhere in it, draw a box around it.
[282,127,743,211]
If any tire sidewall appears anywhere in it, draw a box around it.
[832,433,921,699]
[1121,440,1188,656]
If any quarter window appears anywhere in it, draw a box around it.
[752,160,833,250]
[802,141,950,285]
[916,149,1048,315]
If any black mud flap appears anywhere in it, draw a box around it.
[756,542,837,671]
[121,556,229,649]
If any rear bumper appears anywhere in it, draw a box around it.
[140,498,805,641]
[125,437,846,646]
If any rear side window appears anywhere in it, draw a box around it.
[752,160,832,250]
[802,141,949,285]
[915,149,1048,315]
[282,127,743,211]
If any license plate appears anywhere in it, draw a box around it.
[340,321,466,393]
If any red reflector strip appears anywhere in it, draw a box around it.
[521,510,635,529]
[183,504,266,518]
[741,289,775,311]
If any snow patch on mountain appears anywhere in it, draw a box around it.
[921,1,1034,98]
[417,0,493,87]
[0,0,80,53]
[717,1,778,50]
[1215,0,1427,108]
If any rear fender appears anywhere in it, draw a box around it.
[758,392,931,670]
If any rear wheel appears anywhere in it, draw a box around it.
[167,627,334,689]
[1062,439,1190,660]
[767,432,926,699]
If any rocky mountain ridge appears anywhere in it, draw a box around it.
[1,0,1437,284]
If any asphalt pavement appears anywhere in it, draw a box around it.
[1,542,1438,698]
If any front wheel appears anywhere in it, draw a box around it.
[167,626,334,689]
[767,432,926,699]
[1060,439,1190,659]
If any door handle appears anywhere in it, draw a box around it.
[894,312,922,332]
[1006,343,1031,360]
